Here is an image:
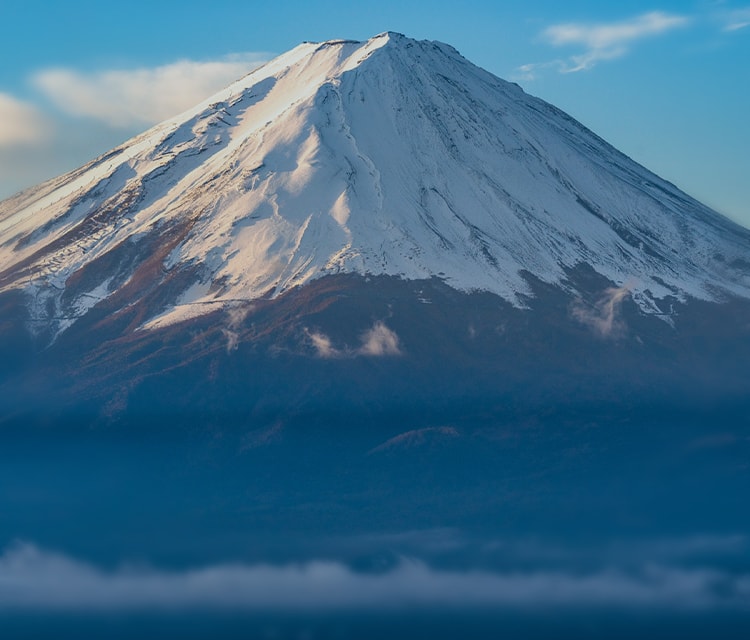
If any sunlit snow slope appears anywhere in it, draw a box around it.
[1,32,749,334]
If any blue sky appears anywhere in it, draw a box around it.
[1,0,748,226]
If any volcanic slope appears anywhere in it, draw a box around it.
[1,32,749,341]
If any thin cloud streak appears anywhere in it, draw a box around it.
[519,11,690,77]
[543,11,690,51]
[32,53,270,127]
[1,542,750,612]
[543,11,691,72]
[724,8,750,31]
[222,303,253,353]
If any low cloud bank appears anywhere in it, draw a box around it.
[1,542,749,612]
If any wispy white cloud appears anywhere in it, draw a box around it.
[571,283,632,337]
[544,11,690,52]
[544,11,691,72]
[222,303,253,353]
[723,7,750,31]
[306,328,343,358]
[519,11,691,78]
[0,53,271,200]
[358,321,401,356]
[0,93,53,147]
[32,53,270,127]
[2,541,749,611]
[513,60,567,82]
[306,322,402,358]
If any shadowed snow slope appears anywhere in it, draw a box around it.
[1,32,749,337]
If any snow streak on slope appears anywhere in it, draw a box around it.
[0,32,748,334]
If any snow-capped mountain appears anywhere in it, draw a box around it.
[1,32,749,339]
[2,35,750,598]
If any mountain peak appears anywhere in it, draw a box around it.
[1,33,749,336]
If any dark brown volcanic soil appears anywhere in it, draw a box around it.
[2,268,749,431]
